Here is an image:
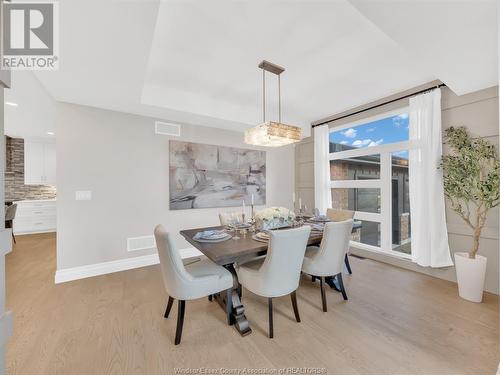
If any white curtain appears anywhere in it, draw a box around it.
[409,89,453,267]
[314,125,332,215]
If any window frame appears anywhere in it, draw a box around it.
[328,107,414,259]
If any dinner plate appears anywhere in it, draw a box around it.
[309,217,330,223]
[193,234,232,243]
[252,234,268,243]
[308,223,325,231]
[234,223,251,229]
[256,232,270,239]
[194,230,230,240]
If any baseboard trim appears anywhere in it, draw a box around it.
[54,247,203,284]
[15,229,56,236]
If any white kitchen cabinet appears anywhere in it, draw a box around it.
[13,200,57,235]
[24,140,56,185]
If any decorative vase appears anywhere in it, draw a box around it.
[454,252,487,303]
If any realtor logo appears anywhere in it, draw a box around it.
[1,1,59,70]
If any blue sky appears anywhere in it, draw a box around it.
[330,113,409,159]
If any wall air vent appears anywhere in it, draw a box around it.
[155,121,181,137]
[127,235,156,252]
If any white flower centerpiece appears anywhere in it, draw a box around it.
[255,207,295,231]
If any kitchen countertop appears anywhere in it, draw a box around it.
[9,199,57,203]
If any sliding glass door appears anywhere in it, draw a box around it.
[328,108,412,258]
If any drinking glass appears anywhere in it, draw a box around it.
[231,212,240,240]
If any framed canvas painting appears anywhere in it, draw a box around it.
[169,140,266,210]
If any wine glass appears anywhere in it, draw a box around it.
[231,212,240,240]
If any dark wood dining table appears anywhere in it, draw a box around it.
[180,222,361,336]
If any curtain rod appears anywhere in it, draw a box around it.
[312,83,447,129]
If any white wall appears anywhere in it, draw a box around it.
[56,103,295,271]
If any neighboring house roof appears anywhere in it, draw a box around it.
[329,142,408,168]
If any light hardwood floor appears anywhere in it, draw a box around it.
[6,233,499,375]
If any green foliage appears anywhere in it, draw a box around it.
[441,126,499,257]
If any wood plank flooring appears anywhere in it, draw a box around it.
[6,233,499,375]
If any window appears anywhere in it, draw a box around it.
[328,109,412,257]
[329,113,409,151]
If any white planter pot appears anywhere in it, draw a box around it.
[454,252,487,303]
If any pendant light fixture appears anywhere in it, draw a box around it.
[244,60,302,147]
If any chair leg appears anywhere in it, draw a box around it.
[320,277,327,312]
[268,297,274,339]
[344,254,352,274]
[311,276,317,282]
[174,300,186,345]
[208,294,212,301]
[7,221,16,244]
[290,290,300,323]
[337,273,348,301]
[164,296,174,318]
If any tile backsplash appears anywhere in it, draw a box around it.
[5,137,57,201]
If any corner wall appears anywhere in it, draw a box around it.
[56,103,295,273]
[297,86,499,294]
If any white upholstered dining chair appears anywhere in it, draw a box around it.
[218,212,244,226]
[235,226,311,338]
[326,208,355,274]
[302,220,353,312]
[154,225,234,345]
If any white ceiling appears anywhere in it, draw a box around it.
[11,0,495,138]
[4,71,55,139]
[349,0,498,96]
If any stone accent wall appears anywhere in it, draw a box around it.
[330,162,349,210]
[400,213,410,242]
[5,137,56,201]
[351,228,361,242]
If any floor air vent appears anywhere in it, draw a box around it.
[155,121,181,137]
[127,235,156,252]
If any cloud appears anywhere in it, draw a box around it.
[368,139,384,147]
[352,139,372,147]
[340,140,348,145]
[342,128,357,138]
[367,127,376,132]
[352,138,384,148]
[393,113,409,128]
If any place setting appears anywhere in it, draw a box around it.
[252,231,270,243]
[193,229,232,243]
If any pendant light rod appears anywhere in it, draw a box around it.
[263,68,266,122]
[259,60,285,124]
[278,74,281,123]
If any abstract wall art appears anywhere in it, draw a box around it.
[169,140,266,210]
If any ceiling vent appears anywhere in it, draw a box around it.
[155,121,181,137]
[127,235,156,252]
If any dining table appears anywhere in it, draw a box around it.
[180,221,362,336]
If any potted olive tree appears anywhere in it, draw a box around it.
[441,127,499,302]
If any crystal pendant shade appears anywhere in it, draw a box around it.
[244,122,302,147]
[245,60,302,147]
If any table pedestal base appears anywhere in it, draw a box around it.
[325,276,341,292]
[214,264,252,336]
